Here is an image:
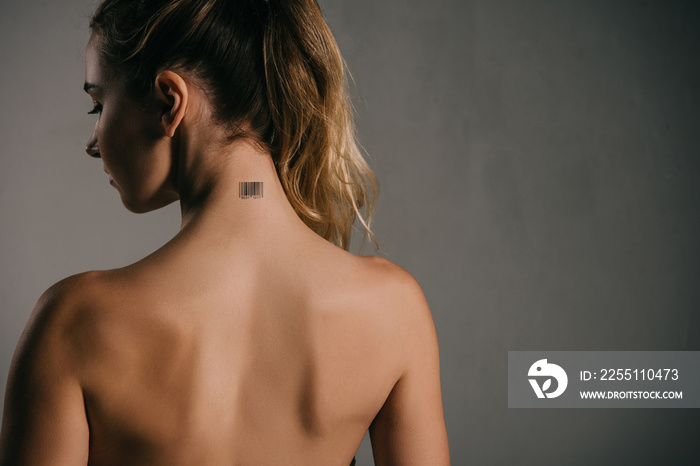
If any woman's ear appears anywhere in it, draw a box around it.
[154,71,188,138]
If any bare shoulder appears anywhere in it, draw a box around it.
[0,272,103,464]
[11,271,107,377]
[357,255,438,363]
[9,268,131,393]
[21,271,102,346]
[359,257,450,465]
[359,255,434,322]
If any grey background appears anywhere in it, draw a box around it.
[1,0,699,464]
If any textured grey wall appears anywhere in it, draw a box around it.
[1,1,699,464]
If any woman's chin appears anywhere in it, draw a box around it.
[120,192,179,214]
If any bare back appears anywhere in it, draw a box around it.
[57,231,412,465]
[1,205,448,466]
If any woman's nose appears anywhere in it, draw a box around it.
[86,129,100,158]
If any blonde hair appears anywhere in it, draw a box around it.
[91,0,378,251]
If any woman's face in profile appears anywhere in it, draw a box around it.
[84,33,179,213]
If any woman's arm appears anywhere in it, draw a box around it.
[369,272,451,465]
[0,278,90,466]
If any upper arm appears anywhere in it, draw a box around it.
[0,276,90,466]
[368,264,450,466]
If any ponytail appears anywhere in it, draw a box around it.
[264,0,377,251]
[91,0,377,251]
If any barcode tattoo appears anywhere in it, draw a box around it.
[238,181,263,199]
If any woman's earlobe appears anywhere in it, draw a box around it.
[154,71,188,138]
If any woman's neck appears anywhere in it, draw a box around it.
[175,136,311,246]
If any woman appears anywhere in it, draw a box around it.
[0,0,450,464]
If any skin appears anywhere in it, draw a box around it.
[0,34,450,465]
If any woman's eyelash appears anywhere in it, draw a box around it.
[88,103,103,115]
